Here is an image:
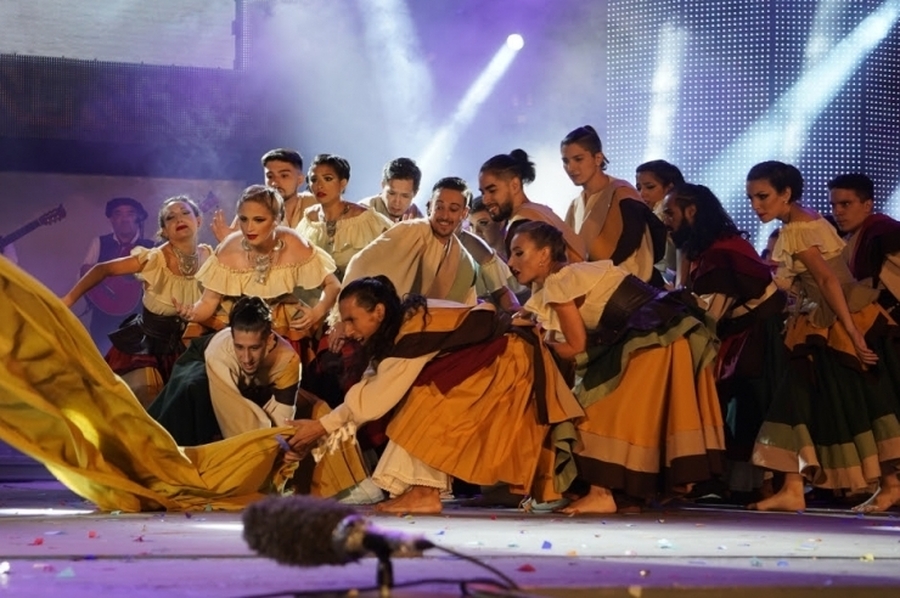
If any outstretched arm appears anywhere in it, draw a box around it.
[174,287,223,324]
[61,255,144,308]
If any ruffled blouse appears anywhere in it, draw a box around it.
[524,261,627,335]
[295,208,392,278]
[773,217,878,326]
[195,244,336,301]
[772,218,846,278]
[132,244,211,316]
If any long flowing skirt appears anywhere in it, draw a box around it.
[572,297,725,498]
[574,339,725,497]
[383,330,584,501]
[752,305,900,490]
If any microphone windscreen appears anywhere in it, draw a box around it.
[243,495,358,567]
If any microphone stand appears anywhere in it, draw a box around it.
[374,549,394,598]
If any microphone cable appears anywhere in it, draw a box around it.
[235,543,524,598]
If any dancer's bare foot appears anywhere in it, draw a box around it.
[853,474,900,513]
[558,485,618,515]
[374,486,442,515]
[748,473,805,512]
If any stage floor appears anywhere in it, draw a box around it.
[0,481,899,598]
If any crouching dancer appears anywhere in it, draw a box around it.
[286,276,584,514]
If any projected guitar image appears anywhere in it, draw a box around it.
[84,191,221,318]
[0,204,67,251]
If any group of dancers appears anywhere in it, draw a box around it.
[0,125,898,516]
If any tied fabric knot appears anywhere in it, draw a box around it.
[311,422,358,463]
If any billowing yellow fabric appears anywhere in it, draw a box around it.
[0,258,297,512]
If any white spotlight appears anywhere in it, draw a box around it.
[506,33,525,50]
[418,38,523,177]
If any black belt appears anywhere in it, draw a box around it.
[596,274,662,345]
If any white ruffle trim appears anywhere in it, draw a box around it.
[311,422,358,463]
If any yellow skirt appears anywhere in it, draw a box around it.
[386,334,584,500]
[574,338,725,498]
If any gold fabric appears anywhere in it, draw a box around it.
[0,259,363,511]
[574,339,725,474]
[386,326,584,500]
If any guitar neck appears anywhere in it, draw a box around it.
[0,219,40,249]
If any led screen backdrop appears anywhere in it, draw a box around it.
[608,0,900,247]
[0,1,236,69]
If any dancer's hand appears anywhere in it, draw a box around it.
[173,297,195,322]
[511,310,534,327]
[210,209,236,243]
[849,327,878,366]
[290,304,321,331]
[286,419,327,452]
[328,325,347,353]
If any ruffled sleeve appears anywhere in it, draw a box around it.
[297,209,393,275]
[525,261,625,333]
[196,245,336,300]
[772,219,846,277]
[132,244,208,315]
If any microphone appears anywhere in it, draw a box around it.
[242,495,435,567]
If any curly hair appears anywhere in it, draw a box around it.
[310,153,351,182]
[667,183,746,260]
[339,276,428,365]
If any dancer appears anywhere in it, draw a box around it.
[295,154,392,280]
[746,161,900,512]
[176,185,340,353]
[509,221,724,514]
[62,196,212,405]
[561,126,666,285]
[286,276,584,514]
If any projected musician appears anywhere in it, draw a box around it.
[80,197,155,355]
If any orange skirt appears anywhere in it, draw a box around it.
[574,338,725,498]
[385,333,584,500]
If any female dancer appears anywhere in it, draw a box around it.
[745,160,900,512]
[286,275,584,514]
[176,184,340,354]
[560,126,666,286]
[635,160,685,285]
[508,221,724,514]
[295,154,392,280]
[635,160,685,213]
[62,196,212,405]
